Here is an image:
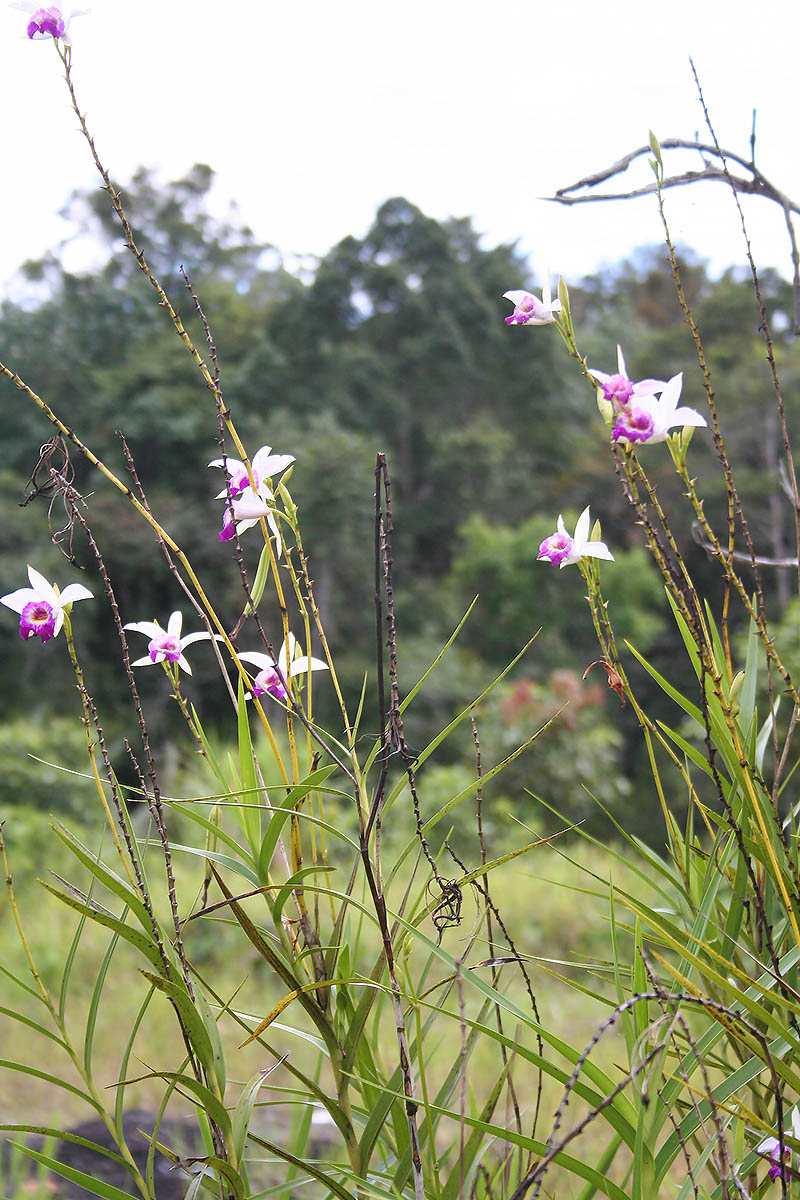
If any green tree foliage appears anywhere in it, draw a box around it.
[2,169,800,833]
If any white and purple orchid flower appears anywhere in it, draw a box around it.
[124,611,219,676]
[12,2,87,42]
[209,445,294,544]
[612,373,707,446]
[538,508,614,569]
[588,345,666,408]
[237,634,328,701]
[758,1106,800,1184]
[1,565,92,643]
[503,273,562,327]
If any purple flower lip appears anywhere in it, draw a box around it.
[27,6,65,37]
[13,3,88,44]
[19,599,56,642]
[613,406,655,444]
[148,633,182,664]
[757,1105,800,1183]
[502,278,562,328]
[601,373,634,405]
[252,667,288,700]
[538,533,573,566]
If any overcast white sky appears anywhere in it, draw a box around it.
[1,0,799,296]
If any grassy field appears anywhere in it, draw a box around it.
[0,796,660,1198]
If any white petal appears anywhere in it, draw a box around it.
[588,368,611,385]
[278,634,297,674]
[658,374,683,415]
[176,655,193,676]
[208,456,245,473]
[131,654,157,668]
[616,345,627,375]
[180,631,220,648]
[235,518,259,536]
[233,491,272,519]
[27,566,57,603]
[503,290,531,304]
[670,406,707,429]
[250,446,275,476]
[583,541,615,562]
[556,514,567,536]
[541,274,552,306]
[236,651,276,670]
[58,583,93,605]
[573,507,591,546]
[525,308,561,325]
[124,621,162,638]
[1,587,37,614]
[257,453,295,479]
[631,378,667,398]
[167,611,183,638]
[289,654,329,676]
[792,1108,800,1140]
[285,633,299,662]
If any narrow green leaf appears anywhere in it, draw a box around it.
[10,1144,139,1200]
[231,1069,272,1167]
[248,1131,355,1200]
[440,1057,512,1200]
[0,1060,100,1109]
[237,673,261,851]
[0,1005,67,1048]
[167,801,256,865]
[193,981,227,1100]
[246,542,271,613]
[154,842,260,887]
[59,890,89,1025]
[84,926,122,1075]
[258,765,338,883]
[40,881,167,975]
[135,1069,232,1139]
[190,706,228,784]
[271,865,335,924]
[0,1127,126,1171]
[50,821,155,938]
[116,984,158,1136]
[139,971,224,1100]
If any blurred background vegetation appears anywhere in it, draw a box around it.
[1,164,798,845]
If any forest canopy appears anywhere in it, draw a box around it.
[2,165,797,838]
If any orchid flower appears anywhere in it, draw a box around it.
[758,1105,800,1183]
[1,565,92,643]
[612,373,707,446]
[538,508,614,568]
[11,2,87,42]
[209,445,295,500]
[210,445,293,543]
[237,634,328,701]
[217,490,282,544]
[503,273,562,326]
[124,611,219,676]
[588,345,665,407]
